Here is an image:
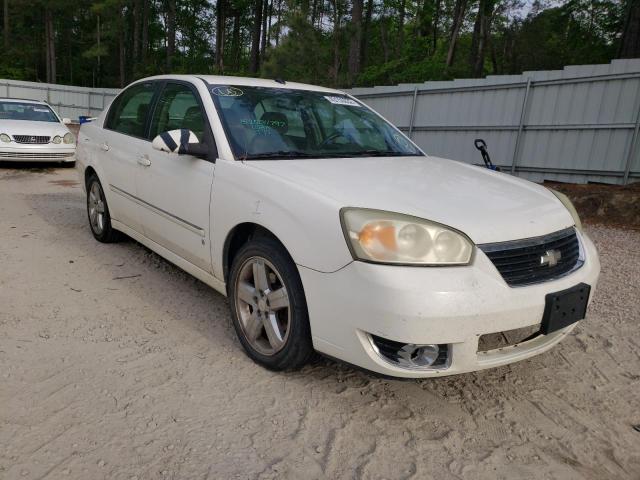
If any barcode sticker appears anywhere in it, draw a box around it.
[324,96,360,107]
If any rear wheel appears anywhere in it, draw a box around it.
[86,173,121,243]
[228,236,314,370]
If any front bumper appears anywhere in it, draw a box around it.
[0,144,75,162]
[300,230,600,378]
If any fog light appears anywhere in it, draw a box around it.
[398,343,440,367]
[369,334,449,370]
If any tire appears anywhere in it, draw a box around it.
[228,235,314,371]
[86,173,122,243]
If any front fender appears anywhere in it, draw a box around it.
[210,159,353,279]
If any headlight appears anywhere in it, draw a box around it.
[0,133,10,143]
[549,189,582,232]
[63,132,75,144]
[340,208,474,265]
[52,135,62,144]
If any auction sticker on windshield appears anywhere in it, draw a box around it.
[324,96,360,107]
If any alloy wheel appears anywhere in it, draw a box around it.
[234,256,291,356]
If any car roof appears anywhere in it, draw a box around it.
[136,75,346,95]
[0,97,48,105]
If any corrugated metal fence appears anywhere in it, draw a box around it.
[2,60,639,184]
[348,59,640,184]
[0,79,119,121]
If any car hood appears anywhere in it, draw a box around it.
[0,119,68,137]
[248,155,575,244]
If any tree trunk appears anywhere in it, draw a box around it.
[166,0,176,71]
[348,0,363,85]
[275,0,282,46]
[619,0,640,58]
[267,0,273,48]
[360,0,373,67]
[119,11,125,87]
[329,0,341,86]
[380,13,390,63]
[433,0,440,52]
[45,8,56,83]
[216,0,226,72]
[249,0,262,73]
[446,0,467,68]
[396,0,405,56]
[469,0,495,77]
[260,0,268,58]
[142,0,149,65]
[44,12,50,83]
[133,0,141,65]
[3,0,8,50]
[96,14,101,87]
[231,10,240,70]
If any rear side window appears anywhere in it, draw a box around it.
[106,82,156,138]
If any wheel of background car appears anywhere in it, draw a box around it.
[86,173,122,243]
[228,235,314,370]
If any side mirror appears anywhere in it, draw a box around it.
[62,117,72,125]
[152,129,208,158]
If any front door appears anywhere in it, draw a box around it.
[135,81,215,273]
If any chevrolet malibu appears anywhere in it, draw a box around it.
[0,98,75,162]
[75,75,600,378]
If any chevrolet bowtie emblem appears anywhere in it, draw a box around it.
[540,249,561,267]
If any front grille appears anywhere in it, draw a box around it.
[477,324,541,353]
[13,135,50,144]
[480,227,582,287]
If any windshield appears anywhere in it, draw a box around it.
[209,85,422,160]
[0,101,59,122]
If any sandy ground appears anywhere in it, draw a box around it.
[1,165,639,480]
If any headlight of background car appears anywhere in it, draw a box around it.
[0,133,10,143]
[52,135,62,144]
[63,132,75,144]
[549,189,582,232]
[340,208,473,265]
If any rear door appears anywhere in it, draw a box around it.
[100,81,158,234]
[135,81,215,273]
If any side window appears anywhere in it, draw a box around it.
[149,83,206,141]
[105,82,155,138]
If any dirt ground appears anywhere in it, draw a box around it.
[1,165,639,480]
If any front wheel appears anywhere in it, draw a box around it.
[228,236,314,371]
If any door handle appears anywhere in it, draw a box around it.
[100,142,110,151]
[137,154,151,167]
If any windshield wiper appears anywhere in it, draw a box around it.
[241,149,424,160]
[356,150,424,157]
[242,150,326,160]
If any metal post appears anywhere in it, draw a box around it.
[623,94,640,185]
[408,87,419,139]
[46,86,51,103]
[511,78,532,174]
[87,91,92,116]
[6,82,9,98]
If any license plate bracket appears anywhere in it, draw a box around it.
[541,283,591,335]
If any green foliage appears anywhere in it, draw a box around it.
[0,0,632,89]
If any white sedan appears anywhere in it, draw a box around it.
[75,75,600,378]
[0,98,75,162]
